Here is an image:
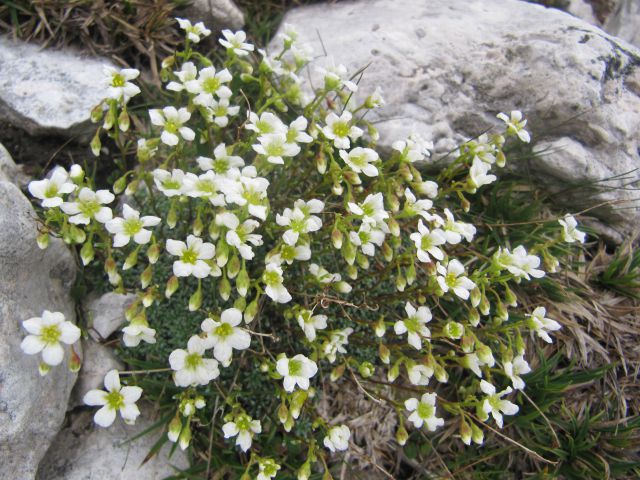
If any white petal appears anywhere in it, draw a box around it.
[42,343,64,366]
[83,389,108,406]
[94,405,117,427]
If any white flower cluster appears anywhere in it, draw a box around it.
[22,18,591,477]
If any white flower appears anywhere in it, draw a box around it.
[223,414,261,452]
[224,167,270,220]
[527,306,561,343]
[263,262,292,303]
[201,308,251,366]
[185,66,233,106]
[404,393,444,431]
[321,111,363,149]
[558,214,586,243]
[246,111,286,135]
[149,107,195,146]
[469,157,497,190]
[166,61,198,92]
[286,116,313,143]
[176,17,211,43]
[278,22,299,45]
[365,86,385,108]
[309,263,342,283]
[182,171,227,206]
[339,147,379,177]
[257,459,281,480]
[407,363,434,386]
[276,353,318,392]
[349,223,385,256]
[253,133,301,165]
[28,166,76,208]
[276,201,323,245]
[462,352,494,378]
[403,189,435,220]
[271,242,311,265]
[20,310,80,367]
[415,180,439,199]
[495,246,545,280]
[394,302,432,350]
[410,219,446,263]
[316,56,358,92]
[436,259,476,300]
[102,66,140,102]
[347,192,388,226]
[61,187,114,225]
[497,110,530,143]
[217,212,263,260]
[297,309,328,341]
[106,204,160,247]
[322,328,353,363]
[392,133,433,163]
[504,355,531,390]
[479,380,519,428]
[206,96,240,127]
[169,335,220,387]
[324,425,350,452]
[219,29,254,56]
[153,168,186,197]
[166,235,216,278]
[197,143,244,176]
[466,134,498,164]
[122,321,156,347]
[441,208,476,243]
[84,370,142,427]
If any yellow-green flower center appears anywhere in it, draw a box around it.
[123,218,143,236]
[332,121,350,138]
[79,199,101,218]
[106,390,124,410]
[264,270,281,286]
[417,402,434,419]
[214,322,233,338]
[40,324,61,344]
[185,352,203,370]
[181,248,199,264]
[111,73,126,87]
[44,183,59,198]
[288,359,302,377]
[203,77,221,94]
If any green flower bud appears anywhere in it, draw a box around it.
[444,321,465,340]
[278,403,289,424]
[233,296,246,311]
[395,273,406,292]
[218,276,231,301]
[358,361,375,378]
[470,287,481,308]
[460,419,472,445]
[382,242,393,262]
[504,286,518,307]
[244,298,259,323]
[379,342,390,364]
[140,265,153,288]
[189,284,202,311]
[342,239,356,265]
[178,423,192,450]
[167,202,178,229]
[331,226,343,249]
[316,150,327,174]
[227,255,241,279]
[216,239,229,267]
[290,390,308,419]
[90,103,104,123]
[80,241,94,266]
[346,264,358,280]
[123,247,139,271]
[165,275,179,298]
[356,252,369,269]
[236,268,250,297]
[118,109,130,132]
[396,424,408,446]
[147,243,160,264]
[330,363,345,381]
[388,360,401,382]
[469,308,480,327]
[36,232,50,250]
[387,217,400,237]
[193,214,204,236]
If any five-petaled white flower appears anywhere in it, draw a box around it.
[394,302,432,350]
[246,111,286,135]
[495,246,545,280]
[21,310,80,367]
[223,414,261,452]
[286,116,313,144]
[252,133,301,165]
[219,29,255,56]
[339,147,379,177]
[149,107,195,146]
[321,111,363,149]
[479,379,519,428]
[28,166,76,208]
[257,459,281,480]
[224,166,270,220]
[263,262,292,303]
[526,306,561,343]
[404,393,444,431]
[410,219,446,263]
[558,214,586,243]
[276,200,323,246]
[347,192,388,226]
[297,309,328,341]
[276,353,318,392]
[61,187,114,225]
[316,56,358,92]
[217,212,263,260]
[349,223,385,256]
[197,143,244,176]
[166,61,198,92]
[106,204,161,247]
[436,259,476,300]
[497,110,530,143]
[83,369,142,427]
[166,235,216,278]
[182,171,227,206]
[469,157,497,191]
[176,17,211,43]
[185,66,233,107]
[407,362,434,386]
[324,425,350,452]
[206,97,240,127]
[122,320,156,347]
[169,335,220,387]
[504,355,531,390]
[153,168,186,197]
[102,66,141,102]
[322,328,353,363]
[201,308,251,366]
[441,208,476,244]
[392,133,433,163]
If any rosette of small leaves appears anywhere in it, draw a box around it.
[25,19,587,478]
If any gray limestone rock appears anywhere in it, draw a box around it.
[0,180,78,479]
[273,0,640,239]
[181,0,244,31]
[37,408,189,480]
[0,142,29,186]
[0,35,113,138]
[605,0,640,48]
[85,292,137,341]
